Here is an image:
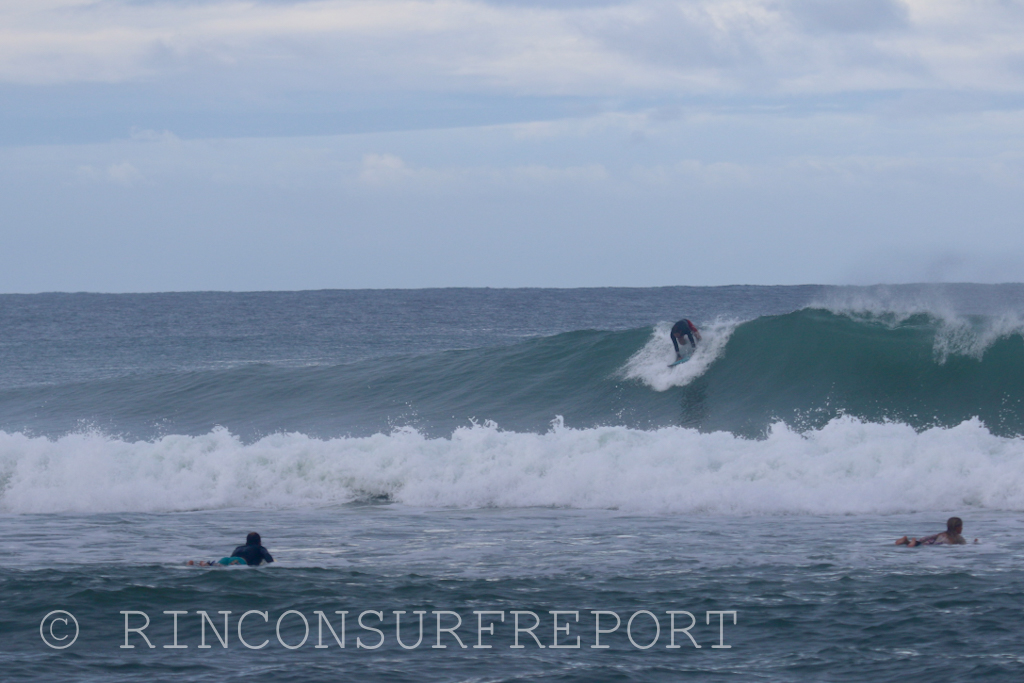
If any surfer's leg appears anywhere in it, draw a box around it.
[895,536,909,545]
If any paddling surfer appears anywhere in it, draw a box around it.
[896,517,977,546]
[187,532,275,566]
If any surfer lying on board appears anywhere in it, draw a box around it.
[895,517,977,546]
[186,532,275,567]
[671,319,702,360]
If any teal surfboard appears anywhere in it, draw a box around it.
[668,355,691,368]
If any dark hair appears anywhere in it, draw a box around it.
[946,517,963,532]
[246,532,262,546]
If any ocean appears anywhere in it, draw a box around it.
[2,285,1023,682]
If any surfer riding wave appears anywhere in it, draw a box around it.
[671,319,702,361]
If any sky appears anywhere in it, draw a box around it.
[2,0,1024,292]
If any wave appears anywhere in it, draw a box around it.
[0,328,668,439]
[626,308,1024,437]
[1,306,1022,440]
[2,418,1023,515]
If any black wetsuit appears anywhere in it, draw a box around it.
[231,541,274,566]
[671,319,697,354]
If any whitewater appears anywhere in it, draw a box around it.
[2,417,1022,515]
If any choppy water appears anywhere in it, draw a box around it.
[2,285,1023,681]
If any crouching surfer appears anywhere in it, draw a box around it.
[187,532,275,567]
[896,517,977,547]
[671,319,702,361]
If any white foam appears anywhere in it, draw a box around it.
[812,288,1024,362]
[2,417,1023,515]
[812,286,963,323]
[621,319,736,391]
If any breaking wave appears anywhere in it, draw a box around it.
[2,417,1023,515]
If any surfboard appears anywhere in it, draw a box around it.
[668,355,691,368]
[186,558,247,567]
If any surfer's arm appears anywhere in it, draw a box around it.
[688,321,702,341]
[261,548,275,564]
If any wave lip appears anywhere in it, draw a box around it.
[3,417,1024,515]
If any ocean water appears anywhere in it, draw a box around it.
[2,285,1024,682]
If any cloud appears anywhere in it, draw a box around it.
[358,151,608,189]
[359,152,416,184]
[785,0,909,33]
[129,127,179,144]
[76,161,144,185]
[629,159,755,186]
[503,163,607,183]
[1,0,1023,99]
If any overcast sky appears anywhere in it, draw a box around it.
[2,0,1023,291]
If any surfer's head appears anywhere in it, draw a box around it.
[946,517,963,533]
[246,532,262,546]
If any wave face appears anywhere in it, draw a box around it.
[0,328,672,439]
[1,307,1023,440]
